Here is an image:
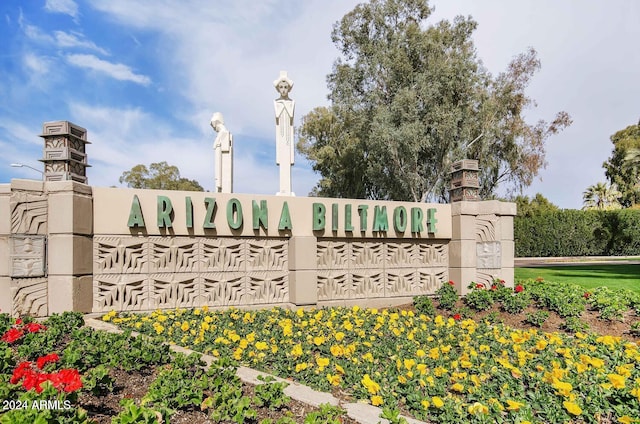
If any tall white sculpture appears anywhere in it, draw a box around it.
[210,112,233,193]
[274,71,295,196]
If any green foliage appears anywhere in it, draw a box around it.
[524,310,549,327]
[500,291,531,314]
[514,208,640,257]
[562,317,589,334]
[303,403,347,424]
[412,295,436,316]
[582,182,622,210]
[526,280,586,318]
[298,0,570,201]
[119,161,204,191]
[435,282,458,310]
[464,285,494,311]
[513,193,559,217]
[112,398,172,424]
[603,122,640,207]
[630,321,640,337]
[254,375,291,410]
[81,364,114,396]
[378,406,409,424]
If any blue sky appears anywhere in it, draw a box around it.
[1,0,639,209]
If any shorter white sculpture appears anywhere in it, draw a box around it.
[274,71,295,196]
[210,112,233,193]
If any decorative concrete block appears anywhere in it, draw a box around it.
[11,277,48,317]
[448,267,476,295]
[289,270,318,305]
[499,216,514,241]
[448,240,476,268]
[0,277,11,315]
[0,237,8,276]
[48,192,93,235]
[288,237,317,270]
[500,240,515,266]
[48,275,93,313]
[0,188,10,235]
[47,234,93,276]
[9,235,46,277]
[451,215,476,240]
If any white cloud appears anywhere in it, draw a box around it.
[23,53,52,76]
[54,31,109,55]
[66,54,151,86]
[44,0,78,18]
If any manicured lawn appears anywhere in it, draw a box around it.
[515,264,640,293]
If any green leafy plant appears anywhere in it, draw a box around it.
[501,291,531,314]
[254,375,290,410]
[464,284,494,311]
[435,282,458,310]
[562,317,589,334]
[524,311,549,327]
[379,406,408,424]
[413,295,436,316]
[303,403,347,424]
[112,398,172,424]
[81,364,114,396]
[629,321,640,336]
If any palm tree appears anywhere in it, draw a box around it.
[582,182,622,210]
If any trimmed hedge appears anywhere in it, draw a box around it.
[514,209,640,257]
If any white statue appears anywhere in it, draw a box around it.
[274,71,295,196]
[210,112,233,193]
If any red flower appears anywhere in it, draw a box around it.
[448,280,455,286]
[10,362,33,384]
[475,283,484,289]
[514,285,524,293]
[15,318,23,325]
[499,279,506,285]
[50,369,83,392]
[1,328,24,343]
[453,313,461,320]
[583,292,591,299]
[491,285,497,291]
[37,353,60,370]
[24,322,46,333]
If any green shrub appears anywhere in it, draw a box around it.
[413,295,436,316]
[464,285,494,311]
[435,282,458,310]
[514,208,640,257]
[501,292,531,314]
[524,311,549,327]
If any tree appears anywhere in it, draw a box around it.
[512,193,559,217]
[603,121,640,207]
[119,161,204,191]
[298,0,571,202]
[582,182,622,210]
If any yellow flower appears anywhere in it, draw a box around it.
[506,400,524,411]
[239,339,248,349]
[291,344,303,357]
[362,374,381,395]
[246,332,256,342]
[327,373,341,386]
[316,356,330,369]
[255,341,268,351]
[295,362,308,372]
[468,402,488,415]
[536,339,548,350]
[335,364,345,375]
[363,352,374,362]
[608,373,626,389]
[233,348,243,360]
[330,345,344,357]
[552,378,573,397]
[371,395,383,406]
[398,375,407,384]
[404,358,416,370]
[618,416,634,424]
[421,400,430,409]
[432,396,444,408]
[335,331,345,341]
[563,401,582,416]
[181,321,190,331]
[313,336,325,346]
[416,349,426,358]
[451,383,464,393]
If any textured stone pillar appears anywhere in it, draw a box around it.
[39,121,91,184]
[449,200,516,295]
[0,184,11,314]
[46,181,93,314]
[288,236,317,306]
[449,159,479,202]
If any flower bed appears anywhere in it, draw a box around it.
[0,312,359,423]
[107,280,640,423]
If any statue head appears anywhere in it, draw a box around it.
[210,112,225,132]
[273,71,293,98]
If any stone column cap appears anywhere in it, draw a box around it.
[40,121,91,143]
